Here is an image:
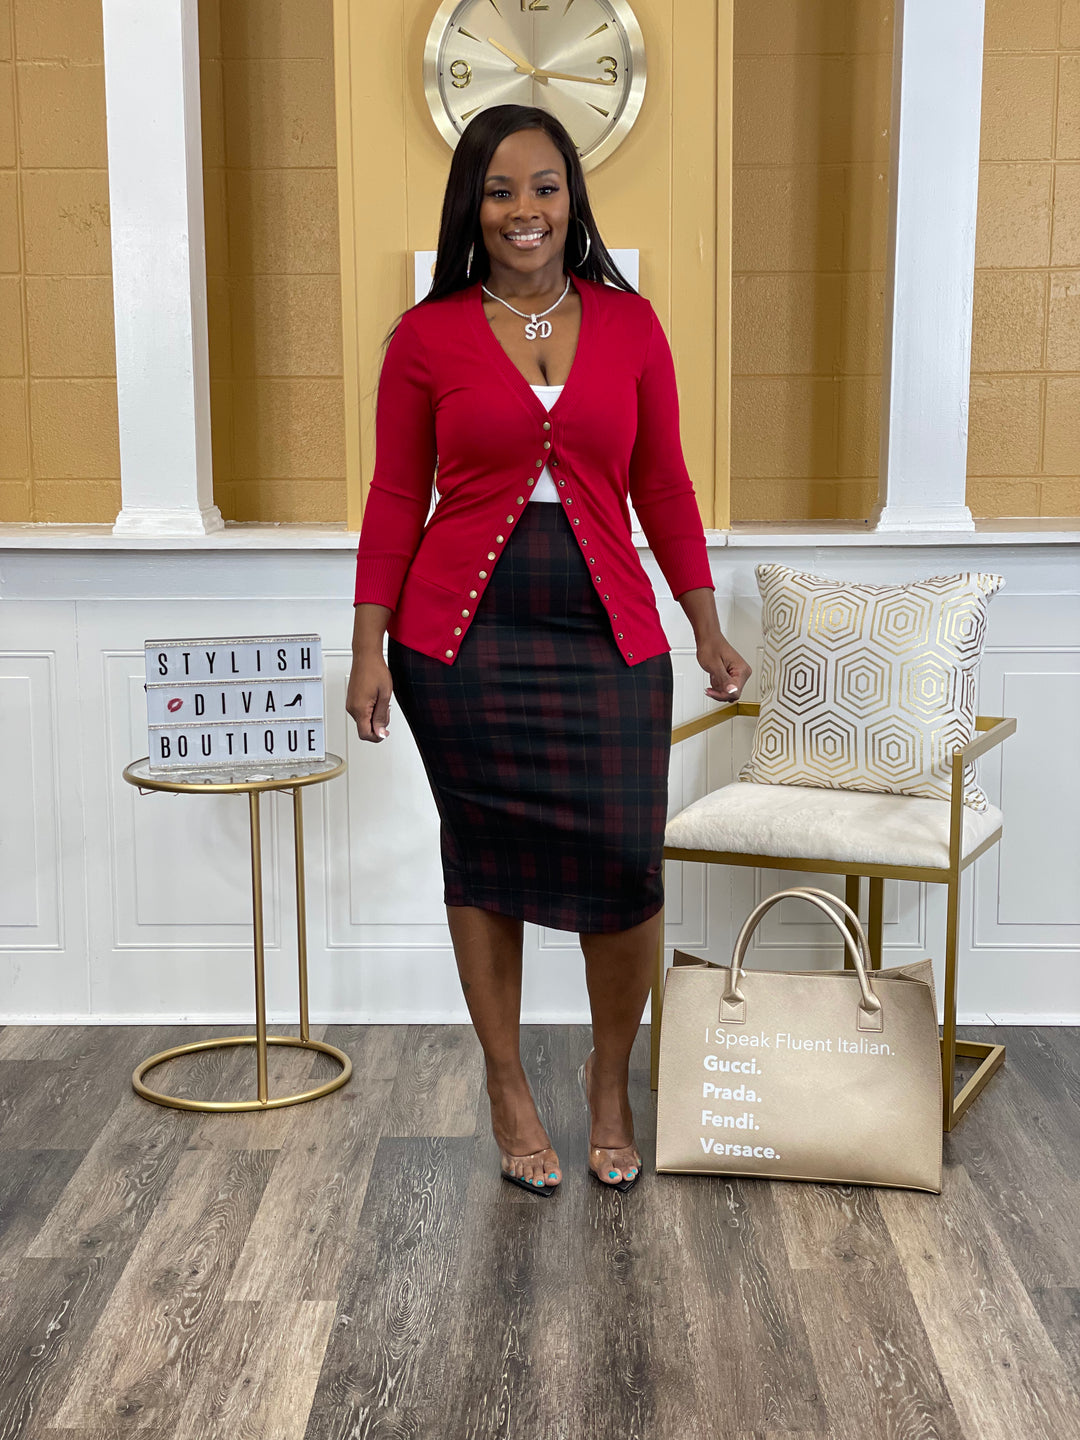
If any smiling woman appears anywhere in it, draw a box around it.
[346,104,750,1202]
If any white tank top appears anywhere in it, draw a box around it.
[529,385,563,502]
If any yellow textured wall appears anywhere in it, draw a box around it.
[5,0,1076,527]
[0,0,120,523]
[968,0,1080,517]
[199,0,346,523]
[729,0,892,523]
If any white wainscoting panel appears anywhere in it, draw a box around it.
[0,603,89,1013]
[0,541,1077,1024]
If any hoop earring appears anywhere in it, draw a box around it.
[574,217,591,267]
[466,242,475,278]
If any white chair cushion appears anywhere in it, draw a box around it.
[665,782,1003,870]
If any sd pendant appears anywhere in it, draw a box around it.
[525,317,553,340]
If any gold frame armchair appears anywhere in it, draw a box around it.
[651,702,1016,1131]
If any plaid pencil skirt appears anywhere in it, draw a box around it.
[388,503,673,934]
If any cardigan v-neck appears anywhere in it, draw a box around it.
[471,272,590,425]
[354,275,713,666]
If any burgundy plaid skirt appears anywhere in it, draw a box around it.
[388,503,673,933]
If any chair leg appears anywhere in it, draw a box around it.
[650,900,665,1092]
[940,874,1005,1130]
[843,875,861,970]
[941,877,959,1130]
[868,878,884,971]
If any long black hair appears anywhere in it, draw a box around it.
[422,105,634,303]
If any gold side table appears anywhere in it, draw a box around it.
[122,754,352,1112]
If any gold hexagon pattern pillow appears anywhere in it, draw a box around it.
[739,565,1004,811]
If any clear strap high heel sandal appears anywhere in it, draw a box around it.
[577,1052,641,1193]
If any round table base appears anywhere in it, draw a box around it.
[132,1034,353,1112]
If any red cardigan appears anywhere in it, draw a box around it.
[353,273,714,666]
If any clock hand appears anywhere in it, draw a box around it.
[529,66,617,86]
[484,38,614,89]
[486,37,546,81]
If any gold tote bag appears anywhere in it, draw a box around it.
[655,887,943,1193]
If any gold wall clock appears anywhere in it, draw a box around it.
[423,0,647,172]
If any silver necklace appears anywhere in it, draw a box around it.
[482,276,570,340]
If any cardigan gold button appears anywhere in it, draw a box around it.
[516,497,524,504]
[496,536,504,544]
[558,480,565,487]
[469,589,477,598]
[551,459,558,466]
[446,649,454,657]
[454,627,462,636]
[628,652,634,659]
[479,570,488,579]
[589,557,596,564]
[487,551,496,560]
[573,518,580,526]
[527,479,534,486]
[536,460,543,468]
[565,498,573,505]
[461,609,469,617]
[543,441,551,449]
[506,515,514,523]
[603,594,609,600]
[617,632,624,639]
[542,420,551,430]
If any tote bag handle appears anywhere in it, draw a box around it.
[722,887,884,1033]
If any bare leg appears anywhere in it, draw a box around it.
[579,906,662,1184]
[446,904,561,1189]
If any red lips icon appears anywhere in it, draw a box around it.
[167,697,184,713]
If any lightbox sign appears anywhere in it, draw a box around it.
[145,635,325,771]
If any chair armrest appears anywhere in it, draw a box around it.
[965,715,1017,763]
[947,716,1016,868]
[671,701,760,746]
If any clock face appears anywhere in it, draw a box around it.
[423,0,646,171]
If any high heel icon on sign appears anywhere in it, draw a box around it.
[284,693,302,708]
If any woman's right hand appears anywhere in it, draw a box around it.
[346,654,393,742]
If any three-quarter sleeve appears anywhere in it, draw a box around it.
[628,307,715,599]
[353,312,437,609]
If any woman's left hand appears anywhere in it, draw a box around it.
[698,636,752,703]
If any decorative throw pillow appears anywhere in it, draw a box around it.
[739,565,1004,811]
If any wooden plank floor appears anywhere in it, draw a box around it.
[0,1023,1077,1440]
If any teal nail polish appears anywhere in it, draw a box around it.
[548,1173,558,1180]
[608,1170,619,1179]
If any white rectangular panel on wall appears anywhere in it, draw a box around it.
[0,603,89,1015]
[0,666,58,941]
[996,670,1080,929]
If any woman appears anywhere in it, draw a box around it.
[347,105,750,1196]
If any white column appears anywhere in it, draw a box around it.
[873,0,983,533]
[103,0,222,536]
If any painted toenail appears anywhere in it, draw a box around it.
[608,1170,619,1179]
[549,1173,558,1180]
